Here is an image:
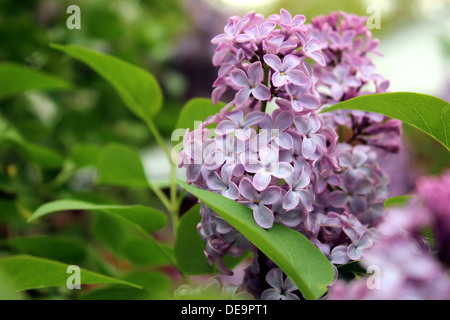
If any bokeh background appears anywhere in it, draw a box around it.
[0,0,449,299]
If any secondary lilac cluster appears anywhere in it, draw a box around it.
[310,11,402,154]
[179,9,399,299]
[327,170,450,299]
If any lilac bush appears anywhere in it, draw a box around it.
[178,9,447,300]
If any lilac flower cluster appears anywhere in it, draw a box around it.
[327,170,450,299]
[179,9,400,299]
[310,11,402,154]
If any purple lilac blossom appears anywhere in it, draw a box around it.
[178,9,403,300]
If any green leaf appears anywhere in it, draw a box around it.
[175,204,213,275]
[120,237,174,267]
[28,199,168,237]
[0,255,141,291]
[337,260,367,275]
[175,98,226,132]
[0,270,24,300]
[90,213,173,267]
[78,287,148,300]
[70,144,101,168]
[97,143,149,188]
[321,92,450,151]
[384,195,412,208]
[2,236,87,265]
[51,44,162,120]
[0,62,71,101]
[0,117,64,168]
[174,178,334,300]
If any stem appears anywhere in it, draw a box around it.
[144,116,172,161]
[149,182,171,212]
[261,64,270,113]
[143,116,179,237]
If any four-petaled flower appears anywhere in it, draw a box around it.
[239,177,281,229]
[216,110,266,140]
[283,167,314,211]
[230,61,271,108]
[244,144,294,191]
[261,268,299,300]
[264,54,309,87]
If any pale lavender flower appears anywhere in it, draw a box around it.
[264,54,309,87]
[204,165,240,200]
[321,64,361,101]
[286,83,320,112]
[261,268,299,300]
[236,21,277,43]
[230,61,271,107]
[283,167,313,211]
[215,110,266,140]
[256,110,294,150]
[239,177,282,229]
[328,171,372,214]
[244,144,294,191]
[294,113,327,159]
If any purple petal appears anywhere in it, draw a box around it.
[253,204,274,229]
[205,171,226,191]
[272,71,287,87]
[302,137,316,158]
[260,186,282,204]
[260,21,276,36]
[306,51,326,66]
[349,196,367,213]
[331,83,344,101]
[297,189,314,211]
[296,168,310,189]
[243,111,266,127]
[283,190,299,210]
[330,245,350,265]
[274,110,294,131]
[278,132,294,149]
[292,14,306,26]
[252,84,271,101]
[248,61,264,84]
[347,243,361,260]
[235,128,253,140]
[253,171,272,191]
[305,38,321,52]
[259,145,279,167]
[235,87,251,108]
[223,181,239,200]
[279,9,292,25]
[285,70,308,86]
[263,54,282,72]
[231,69,250,88]
[261,288,282,300]
[272,162,294,179]
[329,190,349,207]
[266,267,283,288]
[239,177,258,201]
[296,95,320,110]
[186,164,202,182]
[283,55,301,71]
